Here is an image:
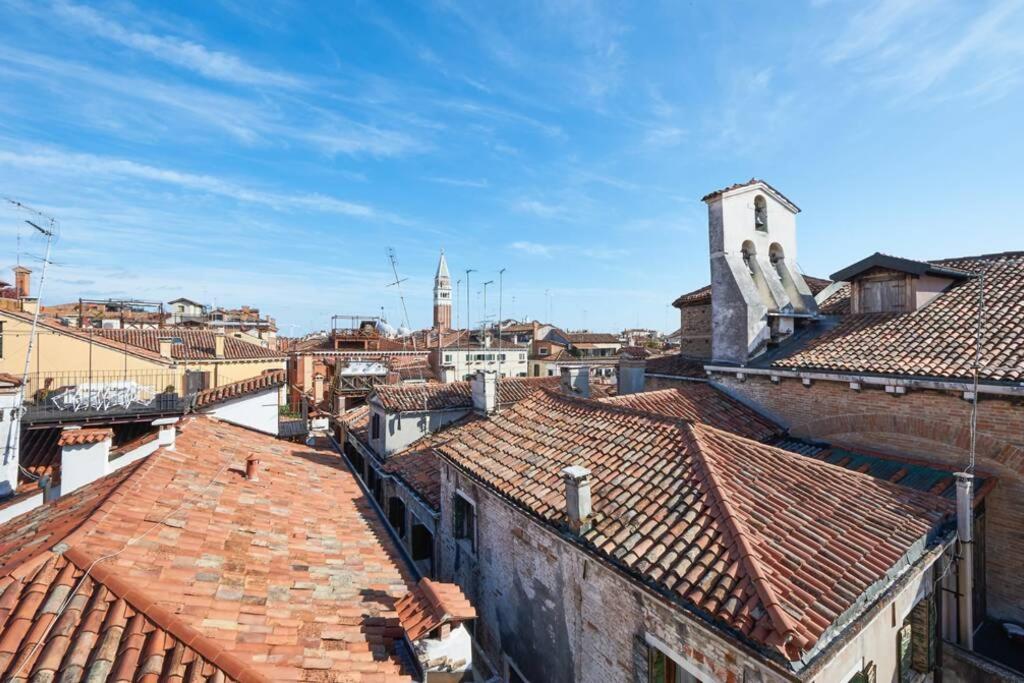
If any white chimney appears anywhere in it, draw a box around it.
[0,380,23,498]
[617,357,647,395]
[152,417,178,450]
[214,331,226,359]
[560,366,590,398]
[471,371,497,414]
[158,337,174,360]
[562,465,592,533]
[955,472,974,650]
[59,427,113,494]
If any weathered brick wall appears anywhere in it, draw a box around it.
[679,303,712,358]
[714,373,1024,624]
[437,462,793,683]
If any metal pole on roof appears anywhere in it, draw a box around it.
[498,268,505,411]
[465,269,476,339]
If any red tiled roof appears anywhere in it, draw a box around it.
[566,333,620,344]
[817,283,851,315]
[643,354,707,378]
[95,328,284,361]
[339,404,371,442]
[434,390,950,661]
[192,370,285,409]
[373,376,560,413]
[600,386,781,442]
[700,178,800,211]
[0,551,250,681]
[380,416,482,512]
[57,428,112,447]
[396,578,476,641]
[672,276,832,309]
[0,417,421,681]
[773,252,1024,382]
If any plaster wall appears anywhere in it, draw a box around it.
[0,390,20,496]
[204,387,280,435]
[370,404,468,456]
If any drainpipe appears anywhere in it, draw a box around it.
[955,472,974,650]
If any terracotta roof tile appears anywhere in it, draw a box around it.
[373,376,560,412]
[433,390,951,661]
[566,333,620,344]
[56,428,112,447]
[700,178,800,211]
[773,252,1024,382]
[396,578,475,641]
[95,328,284,361]
[600,386,781,442]
[192,370,285,409]
[0,417,421,681]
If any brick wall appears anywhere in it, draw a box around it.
[437,461,797,683]
[679,303,712,358]
[714,373,1024,624]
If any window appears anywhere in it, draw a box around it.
[647,647,700,683]
[444,354,452,363]
[847,662,875,683]
[371,413,381,440]
[0,320,4,358]
[453,492,476,552]
[539,347,549,356]
[498,353,506,361]
[754,194,768,232]
[388,497,407,538]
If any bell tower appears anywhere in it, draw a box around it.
[433,250,452,331]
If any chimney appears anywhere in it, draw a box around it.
[955,472,974,650]
[313,373,325,404]
[471,370,497,414]
[245,454,260,481]
[0,381,23,499]
[158,337,173,360]
[59,427,113,494]
[617,357,647,395]
[560,365,590,398]
[152,417,178,450]
[214,331,226,359]
[13,266,30,298]
[561,465,592,534]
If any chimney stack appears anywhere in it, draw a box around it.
[59,427,113,494]
[471,370,497,415]
[562,465,592,534]
[13,266,30,299]
[214,331,226,359]
[560,365,590,398]
[617,357,647,395]
[955,472,974,650]
[153,417,178,450]
[158,337,173,360]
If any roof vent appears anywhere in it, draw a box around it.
[561,465,592,534]
[245,454,260,481]
[560,366,590,398]
[471,371,497,415]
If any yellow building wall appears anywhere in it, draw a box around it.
[0,313,285,397]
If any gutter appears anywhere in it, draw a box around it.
[704,365,1024,398]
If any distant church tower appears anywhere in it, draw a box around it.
[433,250,452,331]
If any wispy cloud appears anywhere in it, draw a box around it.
[53,2,303,88]
[508,241,627,260]
[509,241,556,258]
[424,176,489,188]
[512,199,565,219]
[0,147,384,219]
[824,0,1024,101]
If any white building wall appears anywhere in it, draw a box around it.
[204,387,280,435]
[0,389,21,497]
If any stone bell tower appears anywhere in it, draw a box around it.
[433,250,452,331]
[704,179,818,365]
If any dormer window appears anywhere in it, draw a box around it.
[754,195,768,232]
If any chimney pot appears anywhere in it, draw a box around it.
[214,332,226,359]
[158,337,173,360]
[12,266,30,299]
[562,465,592,534]
[245,455,260,481]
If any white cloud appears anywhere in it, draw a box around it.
[425,176,490,188]
[512,199,565,219]
[0,147,381,218]
[53,2,302,88]
[509,241,556,258]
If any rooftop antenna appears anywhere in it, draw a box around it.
[481,280,494,341]
[385,247,428,406]
[497,268,506,411]
[2,199,58,485]
[465,269,476,343]
[455,278,462,330]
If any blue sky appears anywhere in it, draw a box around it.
[0,0,1022,334]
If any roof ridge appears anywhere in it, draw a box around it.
[682,423,808,658]
[61,546,269,683]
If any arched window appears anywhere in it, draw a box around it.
[741,241,757,277]
[769,243,785,277]
[754,195,768,232]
